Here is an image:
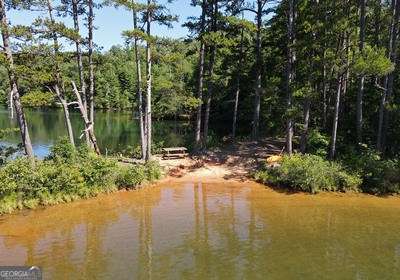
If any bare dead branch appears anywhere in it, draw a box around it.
[67,101,79,106]
[375,81,386,91]
[71,81,100,154]
[79,123,93,139]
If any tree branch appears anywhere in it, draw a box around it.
[375,81,386,91]
[238,7,257,14]
[79,123,93,139]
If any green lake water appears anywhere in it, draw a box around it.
[1,180,400,279]
[0,106,190,157]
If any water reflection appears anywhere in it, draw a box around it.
[0,107,190,157]
[1,182,400,279]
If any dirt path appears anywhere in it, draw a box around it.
[155,138,285,181]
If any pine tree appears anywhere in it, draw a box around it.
[377,0,400,153]
[88,0,95,131]
[203,0,219,146]
[44,0,75,146]
[234,0,275,140]
[285,0,295,154]
[356,0,366,143]
[0,0,34,159]
[123,0,176,160]
[186,0,207,149]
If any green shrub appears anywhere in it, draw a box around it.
[116,161,162,188]
[255,154,361,193]
[78,153,117,188]
[47,137,77,163]
[144,161,163,181]
[306,130,330,157]
[0,193,20,214]
[342,148,400,194]
[0,158,88,202]
[0,142,163,214]
[0,167,18,197]
[0,157,36,197]
[39,162,86,195]
[116,165,146,188]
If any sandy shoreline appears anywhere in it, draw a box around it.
[151,139,286,182]
[159,158,251,182]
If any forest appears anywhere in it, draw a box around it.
[3,1,400,278]
[1,0,400,206]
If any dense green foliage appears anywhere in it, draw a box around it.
[0,41,199,118]
[3,0,400,197]
[2,0,400,155]
[0,138,163,214]
[255,154,361,193]
[20,90,54,107]
[305,130,331,157]
[342,148,400,194]
[255,152,400,194]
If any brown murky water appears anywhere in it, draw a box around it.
[1,180,400,279]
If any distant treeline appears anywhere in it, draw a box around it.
[0,39,199,119]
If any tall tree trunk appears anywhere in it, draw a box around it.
[195,0,206,148]
[322,55,327,129]
[300,50,315,154]
[54,85,75,146]
[132,0,146,160]
[377,0,400,153]
[203,0,218,147]
[330,29,349,160]
[0,0,34,159]
[322,5,328,129]
[232,80,240,140]
[356,0,366,143]
[47,0,75,147]
[285,0,295,155]
[72,0,90,147]
[145,0,152,161]
[373,0,382,45]
[203,49,215,146]
[324,36,344,133]
[329,75,343,159]
[8,89,13,119]
[341,38,350,98]
[232,26,244,139]
[88,0,95,131]
[377,75,388,151]
[251,0,262,140]
[300,98,310,153]
[72,82,100,154]
[381,71,395,152]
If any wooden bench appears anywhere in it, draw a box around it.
[162,147,188,159]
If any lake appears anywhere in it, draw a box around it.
[0,106,191,157]
[1,180,400,279]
